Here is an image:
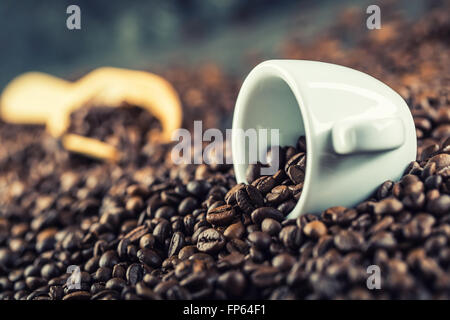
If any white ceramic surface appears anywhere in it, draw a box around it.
[232,60,416,219]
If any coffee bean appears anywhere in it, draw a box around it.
[168,232,185,257]
[245,163,265,183]
[296,136,307,152]
[251,176,276,194]
[251,207,284,224]
[41,263,60,279]
[373,197,403,215]
[368,232,397,250]
[178,197,198,216]
[106,277,127,291]
[197,228,226,253]
[266,185,291,205]
[117,238,130,259]
[139,234,155,250]
[137,249,162,268]
[236,185,264,214]
[217,271,246,297]
[25,276,46,290]
[154,206,175,219]
[427,195,450,215]
[187,181,209,197]
[272,253,296,271]
[224,222,245,239]
[126,197,143,213]
[303,221,327,239]
[261,218,281,236]
[62,291,91,300]
[334,230,364,252]
[153,220,171,244]
[248,231,271,250]
[99,250,119,268]
[403,214,435,240]
[135,282,161,299]
[94,267,112,282]
[112,264,126,279]
[251,266,280,287]
[124,225,149,243]
[279,225,303,249]
[206,205,236,226]
[426,154,450,171]
[126,263,144,285]
[224,184,245,205]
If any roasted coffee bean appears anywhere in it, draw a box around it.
[124,225,149,243]
[373,197,403,215]
[25,277,46,290]
[251,176,276,194]
[49,285,64,300]
[427,195,450,216]
[178,197,198,216]
[139,234,155,249]
[41,263,60,279]
[251,266,280,287]
[206,205,236,226]
[187,181,210,197]
[168,232,185,257]
[112,264,126,279]
[176,245,196,261]
[99,250,119,268]
[403,214,435,240]
[248,231,271,250]
[334,230,364,252]
[126,197,143,213]
[224,222,245,239]
[224,184,245,205]
[251,207,284,224]
[94,267,112,282]
[125,263,144,285]
[154,206,175,219]
[236,185,264,214]
[368,232,397,250]
[137,249,162,268]
[272,253,296,272]
[105,277,127,291]
[245,163,265,183]
[266,185,291,205]
[117,238,130,259]
[217,271,246,297]
[197,228,226,253]
[62,291,91,300]
[261,218,281,236]
[152,220,171,244]
[377,181,394,200]
[303,221,327,239]
[286,165,305,185]
[279,225,303,249]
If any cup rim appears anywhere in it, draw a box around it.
[232,60,314,219]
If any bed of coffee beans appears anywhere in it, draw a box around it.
[0,2,449,300]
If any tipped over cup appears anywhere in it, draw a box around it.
[232,60,416,219]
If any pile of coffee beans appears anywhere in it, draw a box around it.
[0,1,449,300]
[238,135,306,217]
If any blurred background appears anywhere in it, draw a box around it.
[0,0,431,88]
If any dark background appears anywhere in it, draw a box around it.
[0,0,427,88]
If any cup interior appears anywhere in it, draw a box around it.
[233,70,308,217]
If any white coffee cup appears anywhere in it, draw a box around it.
[232,60,416,219]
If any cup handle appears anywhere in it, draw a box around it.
[332,117,405,154]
